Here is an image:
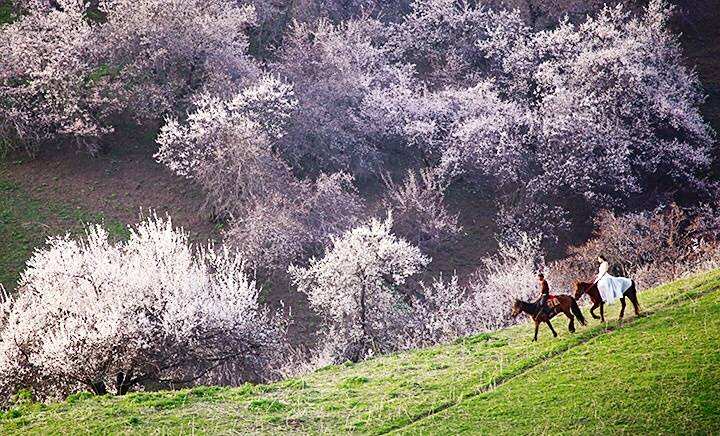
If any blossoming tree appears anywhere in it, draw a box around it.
[290,215,430,362]
[0,0,111,151]
[0,215,289,403]
[96,0,259,119]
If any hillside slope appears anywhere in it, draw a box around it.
[2,270,719,435]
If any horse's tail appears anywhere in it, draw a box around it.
[571,298,586,326]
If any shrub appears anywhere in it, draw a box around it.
[156,76,298,216]
[0,0,260,151]
[476,1,713,239]
[382,168,462,251]
[157,79,364,272]
[383,1,714,241]
[0,215,289,404]
[96,0,259,120]
[464,233,545,331]
[226,173,364,272]
[387,0,492,86]
[289,215,430,363]
[405,274,476,346]
[551,200,720,290]
[402,233,544,347]
[0,0,112,151]
[272,17,412,177]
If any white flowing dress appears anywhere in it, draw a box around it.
[596,261,632,304]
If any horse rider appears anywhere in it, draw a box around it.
[536,273,551,318]
[595,254,632,304]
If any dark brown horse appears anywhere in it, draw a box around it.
[511,295,586,341]
[573,281,640,323]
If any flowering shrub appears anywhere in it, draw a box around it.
[0,215,289,404]
[289,215,430,362]
[465,233,545,331]
[272,17,414,176]
[382,168,462,250]
[96,0,259,119]
[475,1,713,239]
[553,201,720,290]
[0,0,111,151]
[157,81,364,271]
[405,274,477,346]
[156,76,298,215]
[381,1,714,241]
[397,233,544,349]
[388,0,492,86]
[227,173,364,272]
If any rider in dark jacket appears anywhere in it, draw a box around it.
[537,273,551,317]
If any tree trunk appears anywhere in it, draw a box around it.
[359,284,368,342]
[115,370,134,395]
[89,381,107,395]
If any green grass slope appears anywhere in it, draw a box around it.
[2,270,720,435]
[0,174,129,291]
[401,281,720,434]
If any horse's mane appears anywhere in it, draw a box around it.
[516,298,539,315]
[575,280,595,289]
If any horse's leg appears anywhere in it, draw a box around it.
[533,320,540,342]
[619,297,626,320]
[600,303,605,323]
[546,320,558,338]
[632,294,641,316]
[564,308,576,333]
[628,284,641,316]
[590,302,601,320]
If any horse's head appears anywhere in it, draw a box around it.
[573,281,584,300]
[511,299,522,317]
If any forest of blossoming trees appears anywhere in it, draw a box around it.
[0,0,718,403]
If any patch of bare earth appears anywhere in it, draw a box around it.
[3,142,218,243]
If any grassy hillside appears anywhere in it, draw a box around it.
[0,146,218,292]
[401,280,720,434]
[0,174,129,291]
[2,269,719,435]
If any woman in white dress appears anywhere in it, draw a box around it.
[574,256,641,321]
[595,255,633,304]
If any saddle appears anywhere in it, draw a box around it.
[547,295,560,308]
[535,295,560,319]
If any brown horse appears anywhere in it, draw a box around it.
[573,281,640,323]
[511,295,586,341]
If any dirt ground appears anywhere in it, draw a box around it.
[3,136,218,244]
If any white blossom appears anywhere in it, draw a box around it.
[382,167,462,250]
[384,0,714,241]
[96,0,259,119]
[156,80,363,271]
[272,17,414,176]
[0,0,112,150]
[289,215,430,362]
[0,215,289,404]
